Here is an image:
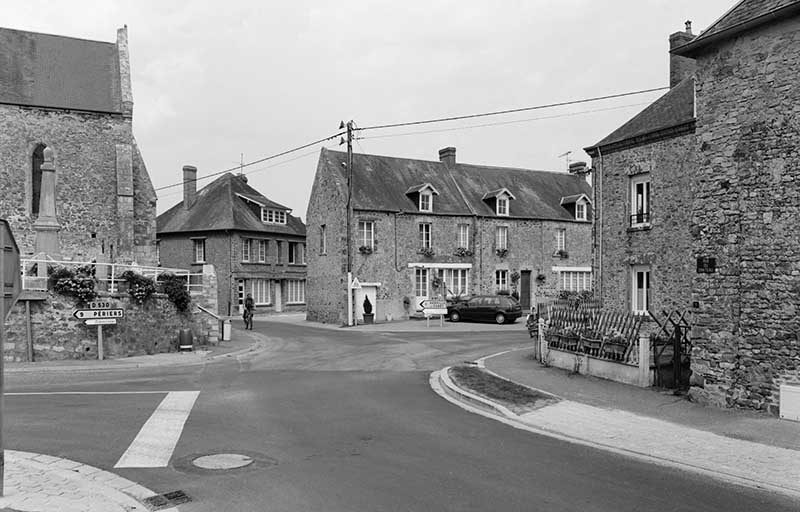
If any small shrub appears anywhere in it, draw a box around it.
[158,273,192,313]
[119,270,156,305]
[363,296,373,315]
[49,266,97,303]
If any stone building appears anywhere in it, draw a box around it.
[584,23,697,315]
[586,0,800,413]
[0,26,156,265]
[676,0,800,412]
[306,147,593,325]
[157,169,307,316]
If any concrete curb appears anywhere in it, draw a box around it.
[5,338,266,374]
[431,352,800,501]
[0,450,178,511]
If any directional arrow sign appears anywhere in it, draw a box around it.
[85,318,118,325]
[74,309,124,320]
[420,299,448,316]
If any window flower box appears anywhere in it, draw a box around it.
[418,247,435,258]
[496,248,508,258]
[454,247,473,257]
[358,245,373,255]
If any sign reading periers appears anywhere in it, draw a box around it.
[73,308,124,320]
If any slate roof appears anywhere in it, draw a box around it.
[673,0,800,56]
[317,148,592,222]
[0,27,122,113]
[584,77,695,154]
[157,173,306,236]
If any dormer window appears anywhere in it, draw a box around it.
[419,191,432,212]
[560,194,592,222]
[497,197,508,216]
[482,188,516,217]
[262,208,287,224]
[406,183,439,213]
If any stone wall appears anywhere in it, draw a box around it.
[5,292,200,362]
[0,104,156,265]
[690,16,800,412]
[594,133,696,313]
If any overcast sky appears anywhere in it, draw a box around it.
[6,1,734,220]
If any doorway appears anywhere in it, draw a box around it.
[520,270,531,309]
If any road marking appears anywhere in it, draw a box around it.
[114,391,200,468]
[6,391,174,395]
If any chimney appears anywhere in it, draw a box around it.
[438,147,456,165]
[183,165,197,209]
[237,173,248,183]
[568,161,588,174]
[669,20,696,88]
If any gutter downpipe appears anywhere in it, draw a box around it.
[596,146,604,302]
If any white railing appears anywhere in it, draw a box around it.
[20,258,203,293]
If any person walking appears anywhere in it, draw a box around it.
[243,293,255,330]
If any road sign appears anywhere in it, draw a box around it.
[0,220,21,321]
[350,277,361,290]
[420,299,448,316]
[87,300,117,310]
[73,309,124,320]
[85,318,117,325]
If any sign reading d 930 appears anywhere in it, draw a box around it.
[73,308,124,320]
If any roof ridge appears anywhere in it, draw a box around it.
[0,26,116,45]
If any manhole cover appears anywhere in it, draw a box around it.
[192,453,254,470]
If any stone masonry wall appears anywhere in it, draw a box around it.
[305,155,348,324]
[690,17,800,413]
[595,133,695,313]
[0,105,156,265]
[4,291,210,362]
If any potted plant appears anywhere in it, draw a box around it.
[358,245,373,255]
[496,248,508,257]
[454,247,473,257]
[362,296,374,324]
[419,247,435,258]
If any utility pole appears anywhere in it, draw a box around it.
[341,120,355,326]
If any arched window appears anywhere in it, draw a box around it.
[31,144,46,218]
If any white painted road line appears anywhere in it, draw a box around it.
[114,391,200,468]
[6,391,173,395]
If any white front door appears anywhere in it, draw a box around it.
[356,285,378,321]
[414,268,429,311]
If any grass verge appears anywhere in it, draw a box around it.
[449,365,559,413]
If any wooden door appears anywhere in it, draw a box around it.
[520,271,531,309]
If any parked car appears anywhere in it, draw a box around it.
[447,295,522,324]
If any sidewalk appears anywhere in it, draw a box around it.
[434,346,800,499]
[0,450,175,512]
[256,311,528,333]
[6,327,263,374]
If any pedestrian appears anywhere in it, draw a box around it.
[243,293,255,330]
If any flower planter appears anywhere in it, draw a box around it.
[562,334,580,352]
[602,341,628,361]
[581,336,602,356]
[362,313,374,325]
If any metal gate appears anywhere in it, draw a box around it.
[650,310,692,389]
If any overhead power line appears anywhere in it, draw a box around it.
[154,131,346,192]
[154,86,667,193]
[357,86,668,131]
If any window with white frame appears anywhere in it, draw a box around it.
[559,270,591,292]
[495,269,508,292]
[497,196,509,216]
[287,279,305,304]
[242,238,252,262]
[576,201,587,221]
[302,243,306,264]
[442,268,469,297]
[458,224,470,249]
[496,226,508,250]
[414,268,428,297]
[192,239,205,263]
[250,279,272,305]
[556,229,566,252]
[630,174,651,227]
[276,241,283,263]
[419,223,432,249]
[262,208,287,224]
[319,225,326,254]
[358,220,374,249]
[258,240,267,262]
[632,265,651,313]
[288,242,303,264]
[419,191,432,212]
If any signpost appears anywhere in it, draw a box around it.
[74,305,124,360]
[420,299,448,327]
[0,220,22,496]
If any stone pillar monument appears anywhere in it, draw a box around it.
[32,147,60,275]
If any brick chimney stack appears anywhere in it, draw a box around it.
[669,20,696,88]
[438,147,456,165]
[183,165,197,209]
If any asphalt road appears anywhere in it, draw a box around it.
[4,321,797,511]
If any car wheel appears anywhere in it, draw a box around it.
[495,313,506,325]
[450,311,461,322]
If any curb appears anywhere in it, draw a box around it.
[1,450,178,511]
[432,356,800,501]
[5,338,266,374]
